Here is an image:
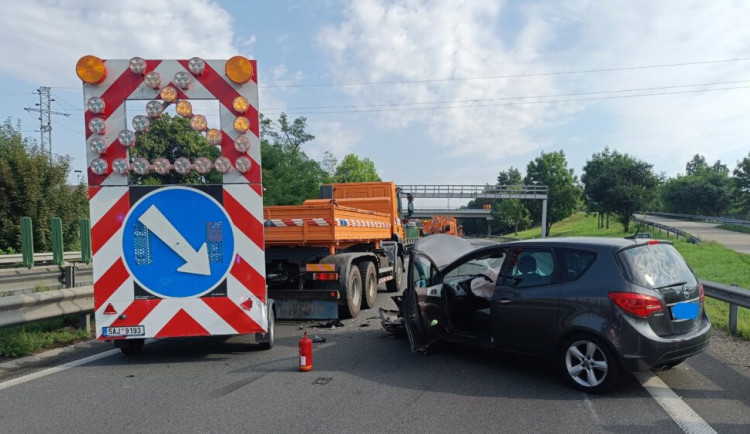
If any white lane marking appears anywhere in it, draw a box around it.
[0,348,120,391]
[634,371,717,434]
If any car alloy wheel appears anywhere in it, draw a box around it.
[561,334,619,393]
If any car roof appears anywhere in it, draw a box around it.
[500,236,646,249]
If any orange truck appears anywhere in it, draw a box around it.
[422,215,463,236]
[263,182,411,320]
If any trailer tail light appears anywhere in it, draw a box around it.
[103,303,117,315]
[129,57,147,75]
[188,57,205,75]
[90,158,108,175]
[87,97,105,114]
[608,292,663,318]
[144,71,161,89]
[174,71,191,89]
[206,128,222,145]
[76,55,107,84]
[225,56,254,84]
[234,135,250,153]
[313,272,339,281]
[176,100,192,118]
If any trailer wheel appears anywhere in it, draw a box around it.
[386,256,403,293]
[258,306,274,350]
[340,265,362,319]
[359,261,378,309]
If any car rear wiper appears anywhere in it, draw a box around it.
[654,281,687,290]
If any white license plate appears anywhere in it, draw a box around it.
[103,325,145,337]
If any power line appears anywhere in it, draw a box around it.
[263,85,750,115]
[263,79,750,111]
[262,57,750,88]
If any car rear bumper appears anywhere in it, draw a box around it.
[615,313,712,372]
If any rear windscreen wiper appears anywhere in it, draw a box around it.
[654,281,687,290]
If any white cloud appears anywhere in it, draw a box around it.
[0,0,237,86]
[305,121,360,161]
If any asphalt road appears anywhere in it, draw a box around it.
[1,287,749,434]
[635,215,750,255]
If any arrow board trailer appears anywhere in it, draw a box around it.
[77,56,273,354]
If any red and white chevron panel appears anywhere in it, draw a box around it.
[85,58,266,340]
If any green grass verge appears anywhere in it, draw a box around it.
[508,212,750,339]
[717,223,750,235]
[0,315,92,358]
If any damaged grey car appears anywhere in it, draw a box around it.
[380,234,712,393]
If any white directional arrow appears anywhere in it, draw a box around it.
[138,204,211,275]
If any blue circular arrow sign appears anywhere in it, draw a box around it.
[122,186,235,298]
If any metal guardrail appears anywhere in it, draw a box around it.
[646,212,750,227]
[702,280,750,335]
[0,251,83,266]
[633,217,700,243]
[0,264,93,296]
[0,286,93,329]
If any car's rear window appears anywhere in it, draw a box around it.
[616,243,696,289]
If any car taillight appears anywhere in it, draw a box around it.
[608,292,663,318]
[699,283,705,303]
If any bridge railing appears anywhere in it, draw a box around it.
[645,211,750,227]
[399,184,548,199]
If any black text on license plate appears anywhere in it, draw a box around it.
[103,325,145,337]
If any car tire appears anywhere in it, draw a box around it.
[359,261,378,309]
[258,307,274,350]
[386,256,403,293]
[340,265,362,319]
[560,334,619,393]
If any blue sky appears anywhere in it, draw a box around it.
[1,0,750,190]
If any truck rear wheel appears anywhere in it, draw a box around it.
[386,256,403,293]
[360,261,378,309]
[340,265,362,319]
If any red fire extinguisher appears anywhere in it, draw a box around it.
[299,331,313,372]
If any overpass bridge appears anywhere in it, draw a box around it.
[411,208,491,219]
[399,184,548,237]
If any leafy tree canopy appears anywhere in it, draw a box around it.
[0,118,88,251]
[524,151,581,235]
[332,154,381,183]
[662,154,732,216]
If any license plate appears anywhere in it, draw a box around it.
[672,302,699,320]
[102,325,145,337]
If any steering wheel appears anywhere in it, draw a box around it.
[474,273,493,282]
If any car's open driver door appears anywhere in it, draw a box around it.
[403,251,445,352]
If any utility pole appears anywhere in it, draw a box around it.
[24,87,71,159]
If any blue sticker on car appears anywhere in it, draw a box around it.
[672,302,699,320]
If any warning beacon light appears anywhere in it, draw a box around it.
[76,55,107,84]
[225,56,254,84]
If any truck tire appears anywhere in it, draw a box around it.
[340,265,362,319]
[359,261,378,309]
[386,256,403,293]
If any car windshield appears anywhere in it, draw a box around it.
[616,243,697,290]
[444,253,505,279]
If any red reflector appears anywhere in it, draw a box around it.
[647,240,660,245]
[608,292,663,318]
[329,291,337,298]
[313,272,339,281]
[103,303,117,315]
[240,299,252,310]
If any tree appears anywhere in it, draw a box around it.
[260,113,327,205]
[524,151,581,235]
[129,114,222,185]
[0,118,88,252]
[662,155,732,216]
[582,149,659,232]
[582,148,616,228]
[732,152,750,218]
[333,154,381,183]
[493,167,529,234]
